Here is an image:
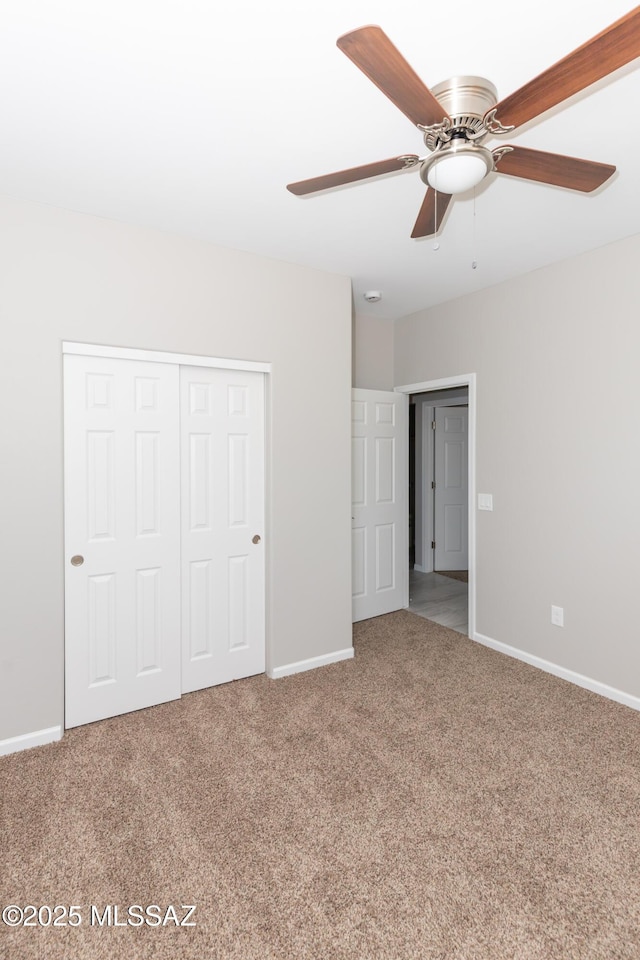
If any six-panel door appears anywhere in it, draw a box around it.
[64,356,182,728]
[64,355,266,728]
[351,388,407,622]
[180,366,265,693]
[434,406,468,571]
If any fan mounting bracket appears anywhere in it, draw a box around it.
[483,108,516,136]
[492,145,515,165]
[397,155,422,169]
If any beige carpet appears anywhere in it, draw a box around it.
[437,570,469,583]
[2,611,640,960]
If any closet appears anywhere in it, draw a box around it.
[63,347,266,728]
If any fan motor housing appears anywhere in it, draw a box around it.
[423,76,498,151]
[431,76,498,119]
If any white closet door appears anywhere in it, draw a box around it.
[351,388,408,622]
[181,367,265,693]
[64,355,181,728]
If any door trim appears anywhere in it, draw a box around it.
[395,374,476,639]
[62,341,271,373]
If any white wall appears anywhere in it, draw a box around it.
[0,194,353,743]
[395,232,640,700]
[353,314,394,389]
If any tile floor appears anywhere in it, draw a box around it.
[408,569,468,636]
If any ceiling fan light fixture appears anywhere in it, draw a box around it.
[422,142,494,195]
[291,15,633,237]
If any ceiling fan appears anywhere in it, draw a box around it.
[286,9,640,238]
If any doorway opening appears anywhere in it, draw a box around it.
[396,374,476,639]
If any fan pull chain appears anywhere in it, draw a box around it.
[471,188,478,270]
[433,186,440,251]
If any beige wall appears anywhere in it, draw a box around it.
[0,195,352,742]
[395,232,640,699]
[353,314,394,389]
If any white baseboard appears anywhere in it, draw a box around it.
[269,647,354,680]
[413,563,428,574]
[474,631,640,713]
[0,725,63,757]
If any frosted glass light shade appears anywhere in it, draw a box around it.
[426,152,490,194]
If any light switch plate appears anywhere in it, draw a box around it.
[478,493,493,511]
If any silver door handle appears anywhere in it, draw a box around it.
[70,555,84,566]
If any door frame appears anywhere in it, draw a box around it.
[62,341,270,373]
[61,340,273,686]
[395,374,476,639]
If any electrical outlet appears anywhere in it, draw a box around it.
[551,605,564,627]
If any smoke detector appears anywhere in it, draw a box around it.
[364,290,382,303]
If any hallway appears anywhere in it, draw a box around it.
[408,569,468,636]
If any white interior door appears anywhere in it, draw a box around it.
[181,367,265,692]
[352,388,408,622]
[64,355,181,728]
[434,406,468,571]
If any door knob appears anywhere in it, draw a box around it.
[252,535,261,544]
[70,555,84,566]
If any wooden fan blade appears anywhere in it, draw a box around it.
[337,25,450,127]
[489,8,640,130]
[287,155,419,196]
[495,146,616,192]
[411,189,453,238]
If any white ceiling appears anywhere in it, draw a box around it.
[1,0,639,322]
